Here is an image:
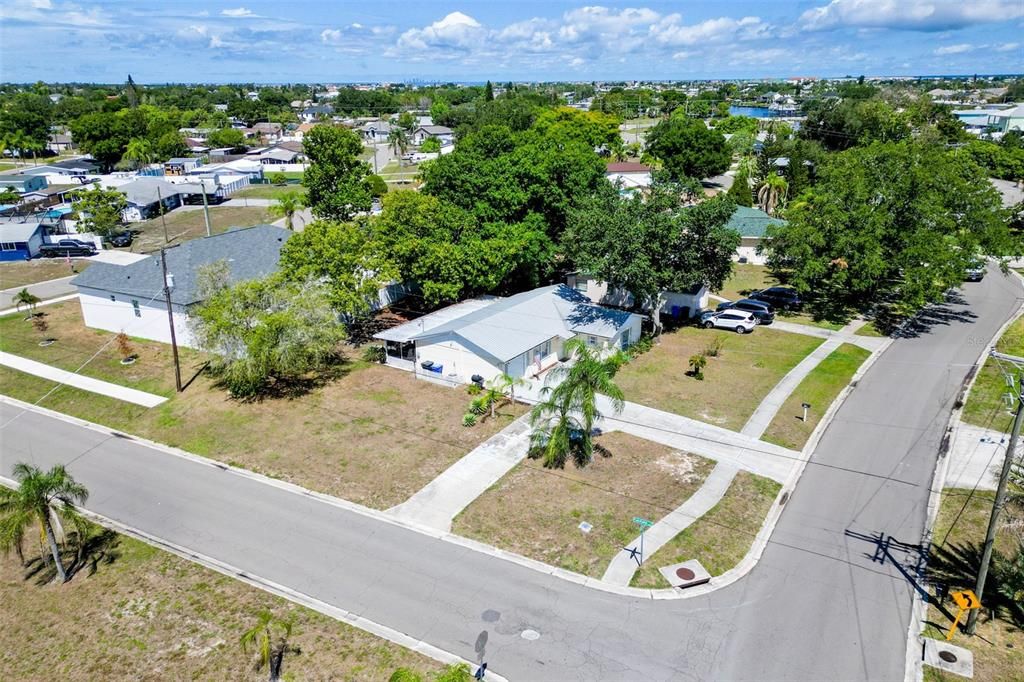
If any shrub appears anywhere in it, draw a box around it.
[462,413,477,427]
[469,396,490,415]
[115,331,135,360]
[688,353,707,380]
[361,344,386,363]
[32,315,50,341]
[703,336,724,358]
[466,383,482,395]
[627,334,654,358]
[270,172,288,186]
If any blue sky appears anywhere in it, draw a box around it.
[1,0,1022,83]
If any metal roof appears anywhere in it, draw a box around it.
[374,298,499,343]
[404,285,639,365]
[0,222,43,242]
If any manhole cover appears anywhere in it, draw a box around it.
[481,609,501,623]
[676,567,696,581]
[520,629,541,641]
[938,651,958,663]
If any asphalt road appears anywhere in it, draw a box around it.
[1,266,1020,680]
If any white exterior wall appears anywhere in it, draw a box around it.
[662,288,708,316]
[735,237,767,265]
[414,338,502,386]
[78,288,197,347]
[570,275,705,318]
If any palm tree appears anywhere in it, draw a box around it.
[14,288,41,319]
[528,338,627,468]
[268,191,306,231]
[757,174,789,216]
[240,610,298,682]
[0,463,89,583]
[388,128,410,166]
[482,373,526,418]
[123,138,154,169]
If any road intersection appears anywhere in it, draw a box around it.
[1,266,1019,680]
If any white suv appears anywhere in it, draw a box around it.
[701,310,757,334]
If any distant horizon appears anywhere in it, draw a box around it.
[1,1,1021,84]
[7,72,1024,88]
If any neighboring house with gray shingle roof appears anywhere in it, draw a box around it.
[727,205,786,265]
[71,225,291,347]
[373,284,642,384]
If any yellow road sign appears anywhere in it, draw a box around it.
[951,590,981,610]
[947,590,982,641]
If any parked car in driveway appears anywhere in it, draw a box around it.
[700,310,757,334]
[716,298,775,325]
[39,239,97,257]
[108,231,134,248]
[750,286,802,310]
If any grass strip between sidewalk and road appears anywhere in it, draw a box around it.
[961,314,1024,434]
[761,343,871,451]
[630,472,781,587]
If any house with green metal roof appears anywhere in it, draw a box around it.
[727,206,786,265]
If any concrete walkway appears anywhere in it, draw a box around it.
[0,275,77,310]
[388,413,532,531]
[770,319,886,351]
[602,461,740,585]
[597,397,799,483]
[0,351,167,408]
[946,422,1017,490]
[741,338,843,438]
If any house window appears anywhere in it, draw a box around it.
[109,295,115,302]
[131,300,141,318]
[587,335,597,346]
[574,278,588,292]
[621,328,631,348]
[0,242,16,251]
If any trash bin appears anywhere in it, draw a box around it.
[420,360,435,370]
[471,374,484,388]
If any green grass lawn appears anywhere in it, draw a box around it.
[615,326,823,431]
[630,472,781,586]
[130,206,272,253]
[961,315,1024,433]
[0,303,524,510]
[854,321,886,337]
[0,524,440,680]
[0,259,91,290]
[922,489,1022,681]
[761,343,871,450]
[231,184,300,199]
[453,432,714,578]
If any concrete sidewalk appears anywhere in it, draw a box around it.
[741,338,842,438]
[769,319,886,351]
[388,413,532,530]
[598,397,799,482]
[945,422,1016,490]
[0,351,167,408]
[0,293,78,318]
[602,461,739,585]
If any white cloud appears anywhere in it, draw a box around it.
[397,11,485,51]
[934,43,972,55]
[651,15,767,46]
[321,28,342,44]
[995,42,1020,52]
[221,7,253,18]
[29,0,53,9]
[672,50,694,60]
[558,6,660,43]
[800,0,1024,32]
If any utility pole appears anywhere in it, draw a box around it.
[200,181,212,237]
[966,349,1024,634]
[156,185,169,244]
[160,248,183,393]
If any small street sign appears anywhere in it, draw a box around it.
[947,590,982,640]
[633,517,653,527]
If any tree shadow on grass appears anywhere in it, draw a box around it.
[22,528,121,586]
[924,540,1023,629]
[213,353,358,403]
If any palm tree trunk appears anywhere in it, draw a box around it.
[269,646,284,682]
[43,515,68,583]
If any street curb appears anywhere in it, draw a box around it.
[903,284,1024,682]
[0,474,505,682]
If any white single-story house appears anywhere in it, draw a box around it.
[164,157,202,176]
[412,125,454,146]
[605,162,652,191]
[566,274,708,320]
[110,178,184,222]
[373,284,643,386]
[71,225,290,347]
[727,206,787,265]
